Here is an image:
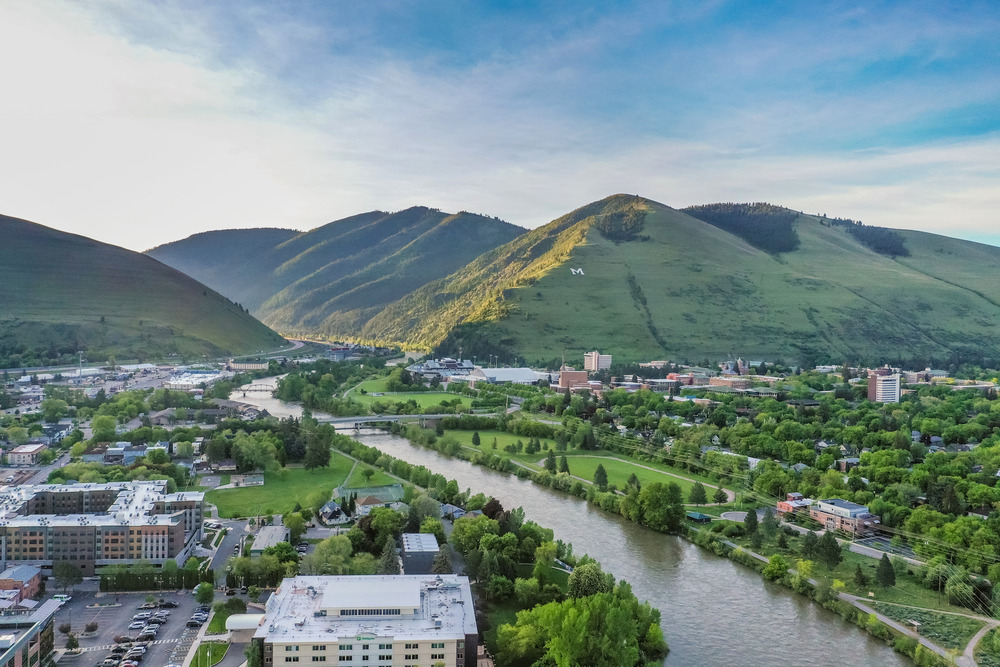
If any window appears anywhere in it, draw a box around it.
[377,645,391,650]
[404,644,418,650]
[312,647,326,652]
[431,643,444,649]
[337,658,351,663]
[311,657,325,662]
[361,645,368,650]
[285,647,299,652]
[337,646,352,651]
[404,655,418,661]
[285,658,299,663]
[430,654,444,661]
[378,656,391,662]
[361,657,368,662]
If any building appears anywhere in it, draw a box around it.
[776,492,813,516]
[583,351,612,372]
[708,377,753,390]
[401,533,440,574]
[467,367,540,386]
[251,525,291,558]
[0,599,58,667]
[556,366,589,390]
[254,575,478,667]
[809,498,881,536]
[6,445,47,466]
[868,373,901,403]
[0,566,41,604]
[0,481,203,575]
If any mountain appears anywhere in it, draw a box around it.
[147,207,526,334]
[0,215,286,368]
[353,195,1000,367]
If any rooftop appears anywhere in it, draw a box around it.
[0,565,40,583]
[252,526,290,552]
[258,575,476,642]
[401,533,440,553]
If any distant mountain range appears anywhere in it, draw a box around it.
[147,207,525,336]
[139,195,1000,367]
[0,214,285,368]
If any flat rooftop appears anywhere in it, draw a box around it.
[252,526,290,551]
[401,533,440,553]
[258,575,477,642]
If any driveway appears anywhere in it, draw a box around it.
[209,520,247,585]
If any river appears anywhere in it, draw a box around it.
[232,380,907,665]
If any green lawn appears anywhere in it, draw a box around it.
[193,642,228,666]
[976,627,1000,667]
[205,454,353,517]
[206,608,234,635]
[868,601,985,651]
[563,455,702,496]
[344,465,396,489]
[355,391,472,410]
[445,429,561,467]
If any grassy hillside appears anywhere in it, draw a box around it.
[0,215,286,368]
[148,207,525,334]
[355,195,1000,366]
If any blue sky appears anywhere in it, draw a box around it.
[0,0,998,250]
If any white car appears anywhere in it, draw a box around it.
[128,621,145,630]
[52,594,72,603]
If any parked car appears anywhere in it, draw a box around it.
[138,602,157,609]
[53,594,72,603]
[146,617,166,625]
[132,612,151,620]
[136,632,156,642]
[186,619,204,628]
[127,622,145,631]
[196,606,211,614]
[158,600,179,608]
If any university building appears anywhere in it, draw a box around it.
[0,481,203,575]
[255,575,478,667]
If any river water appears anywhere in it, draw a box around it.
[232,380,908,666]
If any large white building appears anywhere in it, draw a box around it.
[868,373,901,403]
[583,351,612,372]
[255,575,478,667]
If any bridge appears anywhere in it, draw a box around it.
[241,385,275,393]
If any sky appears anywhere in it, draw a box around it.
[1,0,998,251]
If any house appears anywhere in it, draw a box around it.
[835,457,861,473]
[230,473,264,487]
[7,444,47,466]
[0,566,41,603]
[319,501,345,524]
[250,525,290,558]
[440,503,466,520]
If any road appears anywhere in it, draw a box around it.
[209,520,247,585]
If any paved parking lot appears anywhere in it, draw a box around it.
[54,590,205,667]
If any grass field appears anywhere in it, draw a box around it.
[445,429,560,467]
[193,642,228,666]
[206,454,353,517]
[561,455,702,496]
[869,602,985,650]
[354,391,472,409]
[344,465,396,489]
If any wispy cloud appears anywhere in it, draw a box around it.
[0,0,998,250]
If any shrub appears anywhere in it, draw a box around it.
[85,622,98,633]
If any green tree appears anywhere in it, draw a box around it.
[854,563,870,589]
[65,634,79,650]
[53,561,82,591]
[377,540,400,575]
[471,431,481,446]
[762,554,790,581]
[194,582,215,605]
[593,464,608,492]
[567,561,612,598]
[713,486,728,504]
[689,482,707,506]
[743,509,758,535]
[558,455,569,474]
[91,415,117,442]
[800,531,819,558]
[544,450,557,473]
[760,507,779,540]
[816,531,843,570]
[247,585,261,602]
[284,513,307,545]
[419,517,446,545]
[304,433,331,469]
[876,553,896,587]
[431,550,452,574]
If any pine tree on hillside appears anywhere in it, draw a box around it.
[689,482,707,506]
[744,509,758,535]
[713,486,728,504]
[593,464,608,492]
[377,541,400,575]
[558,455,569,474]
[545,450,557,473]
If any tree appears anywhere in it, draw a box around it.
[743,509,758,535]
[194,582,215,605]
[304,433,331,469]
[175,441,195,459]
[471,431,481,446]
[419,517,446,545]
[247,585,262,602]
[762,554,789,581]
[567,561,612,598]
[800,531,818,559]
[558,455,569,474]
[544,450,557,473]
[284,513,307,545]
[377,540,400,575]
[593,464,608,492]
[53,561,82,591]
[876,553,896,587]
[65,634,79,650]
[854,564,870,589]
[362,468,376,483]
[816,531,843,570]
[431,550,452,574]
[713,486,728,504]
[760,507,778,540]
[689,482,707,506]
[262,542,299,564]
[91,415,117,442]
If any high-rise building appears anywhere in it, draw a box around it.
[867,373,900,403]
[583,351,612,372]
[254,575,478,667]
